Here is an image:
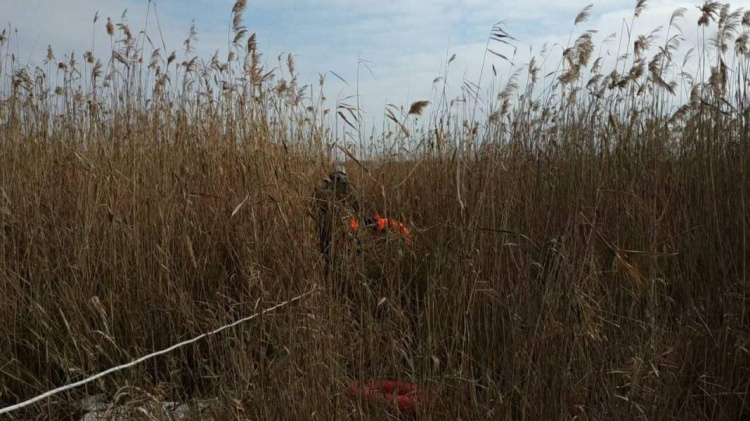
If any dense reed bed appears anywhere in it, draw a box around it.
[0,1,748,419]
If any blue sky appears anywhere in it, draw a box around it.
[5,0,750,130]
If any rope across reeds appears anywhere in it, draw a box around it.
[0,288,317,416]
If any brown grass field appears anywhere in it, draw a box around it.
[0,1,749,419]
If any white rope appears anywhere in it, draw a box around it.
[0,288,317,416]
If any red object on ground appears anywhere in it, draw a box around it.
[345,379,433,413]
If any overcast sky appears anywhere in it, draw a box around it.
[4,0,750,130]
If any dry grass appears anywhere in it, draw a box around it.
[0,1,749,419]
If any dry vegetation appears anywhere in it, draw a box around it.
[0,0,749,419]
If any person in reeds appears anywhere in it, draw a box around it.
[312,165,414,311]
[312,165,360,281]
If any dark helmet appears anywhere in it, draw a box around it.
[328,165,347,184]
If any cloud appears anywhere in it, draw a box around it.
[5,0,750,130]
[3,0,231,68]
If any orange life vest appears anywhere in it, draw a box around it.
[349,214,412,246]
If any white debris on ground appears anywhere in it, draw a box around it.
[78,394,217,420]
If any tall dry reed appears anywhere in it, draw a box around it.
[0,1,748,419]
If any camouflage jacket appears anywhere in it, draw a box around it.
[312,168,360,252]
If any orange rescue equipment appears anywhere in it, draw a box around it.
[345,379,433,413]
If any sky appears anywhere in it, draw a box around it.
[4,0,750,131]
